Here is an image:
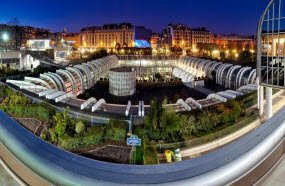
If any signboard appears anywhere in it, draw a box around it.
[127,135,141,146]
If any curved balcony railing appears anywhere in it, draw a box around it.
[1,106,285,185]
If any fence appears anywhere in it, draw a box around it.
[156,112,258,153]
[2,83,112,125]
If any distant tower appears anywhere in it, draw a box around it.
[257,0,285,119]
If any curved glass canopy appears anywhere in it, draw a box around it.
[258,0,285,88]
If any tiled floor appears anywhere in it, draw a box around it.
[0,164,18,186]
[262,156,285,186]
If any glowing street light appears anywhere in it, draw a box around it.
[2,33,9,42]
[1,32,9,52]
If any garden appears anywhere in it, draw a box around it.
[0,84,259,165]
[132,92,258,164]
[0,84,130,163]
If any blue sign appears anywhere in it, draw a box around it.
[127,135,141,146]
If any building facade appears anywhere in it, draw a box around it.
[213,34,256,51]
[150,33,161,49]
[80,23,134,50]
[109,67,136,96]
[191,27,212,50]
[162,24,211,51]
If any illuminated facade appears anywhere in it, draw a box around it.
[191,27,212,50]
[26,39,51,51]
[213,34,255,51]
[80,23,134,50]
[176,57,256,89]
[8,55,118,96]
[257,0,285,119]
[109,67,136,96]
[162,24,192,49]
[162,24,211,50]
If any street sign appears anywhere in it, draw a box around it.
[127,135,141,146]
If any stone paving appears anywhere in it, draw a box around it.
[0,164,18,186]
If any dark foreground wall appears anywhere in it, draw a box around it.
[1,108,285,185]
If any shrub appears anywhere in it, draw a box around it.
[75,121,86,134]
[60,126,104,150]
[143,143,158,165]
[104,119,126,142]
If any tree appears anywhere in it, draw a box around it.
[180,115,196,140]
[87,49,108,61]
[220,51,226,61]
[144,98,183,142]
[104,119,126,141]
[51,110,71,142]
[160,108,183,142]
[238,51,253,64]
[154,73,162,80]
[75,121,86,134]
[7,18,23,49]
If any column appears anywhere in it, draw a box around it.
[266,87,273,119]
[259,85,264,117]
[257,77,260,109]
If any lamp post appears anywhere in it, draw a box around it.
[0,32,9,69]
[1,32,9,52]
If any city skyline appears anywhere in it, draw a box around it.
[1,0,269,34]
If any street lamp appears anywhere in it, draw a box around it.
[1,32,9,51]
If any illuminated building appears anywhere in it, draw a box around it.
[135,26,152,42]
[80,23,134,50]
[150,33,160,49]
[191,27,212,50]
[162,24,211,50]
[213,34,256,51]
[162,24,192,49]
[26,39,51,51]
[109,67,136,96]
[64,33,80,48]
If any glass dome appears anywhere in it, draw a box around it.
[258,0,285,87]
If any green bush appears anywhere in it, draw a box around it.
[60,126,104,150]
[104,119,126,142]
[143,143,158,165]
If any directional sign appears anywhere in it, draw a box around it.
[127,135,141,146]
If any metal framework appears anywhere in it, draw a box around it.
[257,0,284,119]
[177,57,256,89]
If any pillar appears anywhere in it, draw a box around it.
[266,87,273,119]
[259,85,264,117]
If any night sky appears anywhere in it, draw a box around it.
[1,0,270,35]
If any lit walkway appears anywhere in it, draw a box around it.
[0,163,19,186]
[261,155,285,186]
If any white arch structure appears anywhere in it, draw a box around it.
[81,97,97,110]
[10,55,118,96]
[91,99,106,112]
[177,99,191,111]
[207,94,227,102]
[185,98,202,109]
[175,57,256,89]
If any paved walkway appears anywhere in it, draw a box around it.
[261,155,285,186]
[0,164,19,186]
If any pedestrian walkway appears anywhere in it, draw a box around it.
[0,161,19,186]
[260,155,285,186]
